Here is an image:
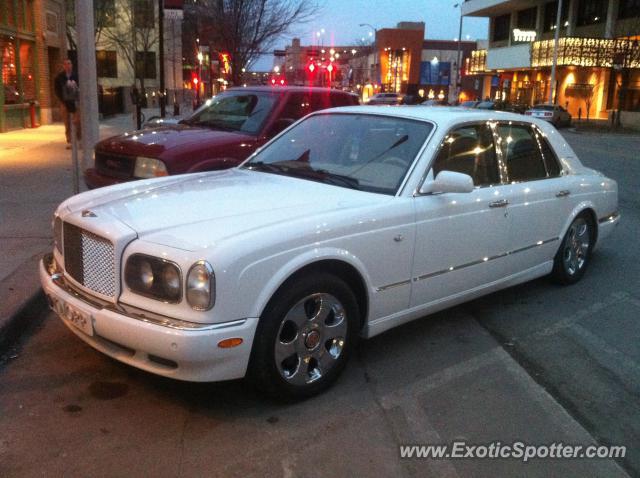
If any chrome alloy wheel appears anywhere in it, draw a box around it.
[563,217,590,276]
[274,293,347,385]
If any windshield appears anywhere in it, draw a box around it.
[242,113,433,195]
[183,92,278,134]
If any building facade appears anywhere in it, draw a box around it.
[66,0,183,115]
[1,0,66,131]
[464,0,640,119]
[278,22,477,104]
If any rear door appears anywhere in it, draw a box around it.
[494,122,570,272]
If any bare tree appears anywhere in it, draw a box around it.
[66,0,113,53]
[189,0,318,85]
[100,0,159,97]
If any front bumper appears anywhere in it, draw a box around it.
[84,167,131,190]
[40,254,259,382]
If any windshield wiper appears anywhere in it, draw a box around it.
[314,170,361,190]
[245,161,289,174]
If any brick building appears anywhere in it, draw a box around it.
[1,0,66,131]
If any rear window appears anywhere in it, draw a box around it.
[533,104,555,111]
[183,92,277,134]
[496,124,547,182]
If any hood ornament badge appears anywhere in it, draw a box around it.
[82,210,97,218]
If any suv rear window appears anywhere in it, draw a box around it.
[184,92,278,134]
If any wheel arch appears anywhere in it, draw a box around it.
[560,202,599,247]
[258,258,370,331]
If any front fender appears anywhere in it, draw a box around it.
[238,247,374,320]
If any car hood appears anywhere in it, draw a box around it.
[96,124,255,159]
[61,169,391,251]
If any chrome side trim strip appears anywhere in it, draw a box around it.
[598,212,620,224]
[413,237,559,284]
[375,279,412,292]
[44,254,244,332]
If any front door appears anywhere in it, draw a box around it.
[411,122,511,308]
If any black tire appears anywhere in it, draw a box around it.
[247,272,360,400]
[551,213,595,285]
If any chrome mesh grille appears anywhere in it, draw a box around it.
[63,223,117,297]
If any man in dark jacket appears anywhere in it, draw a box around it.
[54,59,80,148]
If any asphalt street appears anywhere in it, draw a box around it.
[0,129,637,477]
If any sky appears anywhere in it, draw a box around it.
[251,0,489,70]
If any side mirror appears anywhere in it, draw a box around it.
[268,118,295,137]
[419,170,474,195]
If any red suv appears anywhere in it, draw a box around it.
[85,86,359,189]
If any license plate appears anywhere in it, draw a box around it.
[54,299,94,336]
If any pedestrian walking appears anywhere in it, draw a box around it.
[54,58,80,149]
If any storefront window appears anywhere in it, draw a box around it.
[1,36,18,103]
[20,42,35,101]
[1,36,36,104]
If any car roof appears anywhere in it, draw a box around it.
[226,86,354,95]
[318,105,531,129]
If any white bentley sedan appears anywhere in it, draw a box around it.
[41,107,619,399]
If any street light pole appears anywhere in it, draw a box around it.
[454,3,464,104]
[549,0,564,104]
[158,0,166,118]
[359,24,377,85]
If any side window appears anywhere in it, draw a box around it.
[330,93,356,107]
[496,124,547,182]
[280,93,311,120]
[432,124,500,187]
[309,93,332,112]
[538,135,562,177]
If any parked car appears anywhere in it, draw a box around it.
[475,100,527,114]
[367,92,405,105]
[420,99,449,106]
[84,86,359,189]
[42,107,619,399]
[525,104,572,127]
[460,100,480,108]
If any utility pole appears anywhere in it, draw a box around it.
[75,0,99,174]
[158,0,166,117]
[549,0,564,104]
[454,3,464,104]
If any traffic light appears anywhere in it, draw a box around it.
[308,62,315,73]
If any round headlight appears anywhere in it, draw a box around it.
[187,261,215,310]
[162,264,181,299]
[140,260,154,289]
[125,254,182,303]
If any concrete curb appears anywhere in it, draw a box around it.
[0,254,48,353]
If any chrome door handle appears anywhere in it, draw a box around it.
[489,199,509,208]
[556,190,571,197]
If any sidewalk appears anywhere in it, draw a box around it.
[0,113,144,350]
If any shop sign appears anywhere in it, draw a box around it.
[513,29,537,42]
